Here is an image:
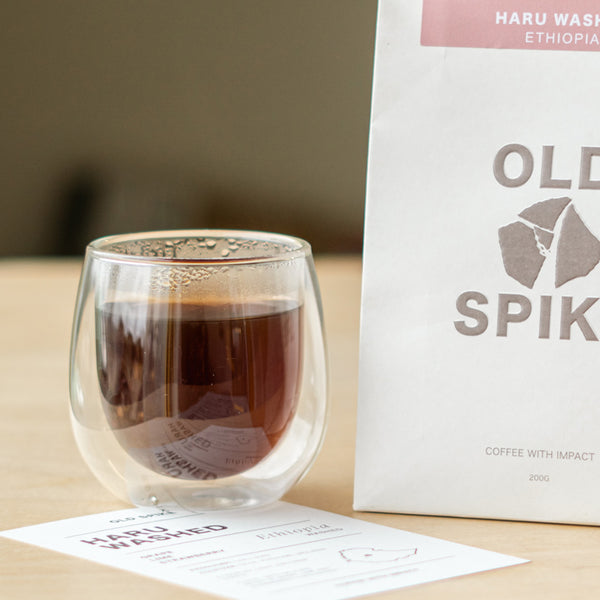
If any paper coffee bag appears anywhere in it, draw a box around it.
[355,0,600,524]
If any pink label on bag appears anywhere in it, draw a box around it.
[421,0,600,51]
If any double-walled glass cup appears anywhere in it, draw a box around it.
[69,230,328,510]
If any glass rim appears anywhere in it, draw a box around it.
[86,229,312,265]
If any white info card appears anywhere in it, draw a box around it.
[1,502,526,599]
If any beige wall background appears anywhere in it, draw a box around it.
[0,1,377,256]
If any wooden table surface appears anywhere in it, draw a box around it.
[1,256,599,599]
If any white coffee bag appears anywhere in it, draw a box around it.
[355,0,600,524]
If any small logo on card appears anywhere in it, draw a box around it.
[339,547,417,563]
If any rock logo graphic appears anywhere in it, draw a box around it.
[498,197,600,288]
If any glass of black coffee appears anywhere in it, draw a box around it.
[69,231,328,510]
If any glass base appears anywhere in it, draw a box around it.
[127,482,273,512]
[71,415,320,512]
